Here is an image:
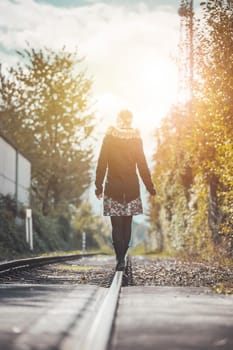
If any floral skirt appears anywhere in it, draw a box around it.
[103,195,143,216]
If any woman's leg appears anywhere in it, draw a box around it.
[110,216,123,244]
[110,216,125,270]
[122,216,133,256]
[110,216,133,270]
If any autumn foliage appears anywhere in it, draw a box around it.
[150,0,233,258]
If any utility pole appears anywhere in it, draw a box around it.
[178,0,194,104]
[189,0,194,101]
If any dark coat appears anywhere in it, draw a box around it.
[95,126,156,203]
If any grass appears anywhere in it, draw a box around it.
[55,264,98,272]
[130,243,233,268]
[130,242,177,259]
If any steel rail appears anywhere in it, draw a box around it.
[0,253,98,274]
[81,269,123,350]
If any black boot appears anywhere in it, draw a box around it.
[116,242,130,271]
[116,259,125,271]
[113,240,125,271]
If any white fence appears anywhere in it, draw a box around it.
[0,136,31,206]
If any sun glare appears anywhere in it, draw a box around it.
[137,58,178,123]
[96,58,178,137]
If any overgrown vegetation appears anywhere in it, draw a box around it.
[0,195,28,258]
[150,0,233,260]
[0,195,111,259]
[0,195,71,258]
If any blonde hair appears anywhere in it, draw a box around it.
[116,109,133,128]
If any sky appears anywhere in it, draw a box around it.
[0,0,199,217]
[0,0,182,138]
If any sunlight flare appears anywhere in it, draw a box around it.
[96,58,178,135]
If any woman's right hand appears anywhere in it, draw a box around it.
[150,188,156,196]
[96,193,103,200]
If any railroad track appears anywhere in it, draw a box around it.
[0,253,131,350]
[0,253,126,287]
[61,257,130,350]
[0,252,103,285]
[0,255,233,350]
[79,269,124,350]
[0,253,98,274]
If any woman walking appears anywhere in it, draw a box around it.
[95,110,156,271]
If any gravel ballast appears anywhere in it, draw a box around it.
[131,256,233,293]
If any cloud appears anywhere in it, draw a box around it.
[0,0,179,60]
[0,0,180,138]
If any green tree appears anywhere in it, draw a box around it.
[71,201,111,250]
[0,46,94,215]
